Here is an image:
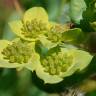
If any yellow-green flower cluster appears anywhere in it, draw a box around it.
[0,7,93,84]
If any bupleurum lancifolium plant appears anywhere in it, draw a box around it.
[0,7,93,84]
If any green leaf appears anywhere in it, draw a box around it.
[83,0,96,22]
[79,0,96,32]
[70,0,86,24]
[62,28,84,44]
[90,21,96,31]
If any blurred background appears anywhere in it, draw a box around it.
[0,0,96,96]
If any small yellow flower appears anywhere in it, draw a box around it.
[29,46,93,84]
[0,38,39,71]
[9,7,50,41]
